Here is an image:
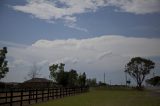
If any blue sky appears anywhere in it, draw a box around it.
[0,0,160,85]
[1,0,160,44]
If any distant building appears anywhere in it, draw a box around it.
[20,78,57,88]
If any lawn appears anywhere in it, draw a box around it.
[32,88,160,106]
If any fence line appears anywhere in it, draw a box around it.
[0,87,89,106]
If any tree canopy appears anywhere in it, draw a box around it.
[125,57,155,88]
[0,47,9,80]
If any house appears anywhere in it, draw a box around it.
[20,78,57,88]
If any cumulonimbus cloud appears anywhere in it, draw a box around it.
[1,35,160,82]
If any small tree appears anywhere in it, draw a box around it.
[49,64,59,81]
[68,69,78,87]
[78,72,86,87]
[0,47,9,79]
[49,63,65,82]
[125,57,155,88]
[49,63,68,86]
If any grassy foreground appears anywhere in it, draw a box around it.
[32,88,160,106]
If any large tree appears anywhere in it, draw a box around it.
[0,47,9,79]
[125,57,155,88]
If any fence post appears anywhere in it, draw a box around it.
[81,87,82,93]
[20,90,23,106]
[29,90,31,104]
[59,88,61,98]
[55,88,57,98]
[66,88,68,96]
[5,91,7,103]
[52,88,54,99]
[42,89,44,101]
[36,89,38,103]
[47,88,49,100]
[74,87,75,95]
[65,88,67,96]
[62,88,63,97]
[68,88,69,96]
[71,88,72,95]
[10,90,13,106]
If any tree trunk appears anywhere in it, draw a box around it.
[137,82,143,90]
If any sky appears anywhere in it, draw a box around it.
[0,0,160,85]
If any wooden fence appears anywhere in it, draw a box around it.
[0,87,89,106]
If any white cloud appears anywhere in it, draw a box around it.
[12,0,108,31]
[11,0,160,31]
[97,51,112,60]
[1,35,160,83]
[107,0,160,14]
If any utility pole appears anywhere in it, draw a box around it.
[110,80,111,85]
[104,72,105,83]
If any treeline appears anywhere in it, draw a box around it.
[49,63,87,87]
[49,63,98,87]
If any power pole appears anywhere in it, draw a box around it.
[110,80,111,85]
[104,72,105,83]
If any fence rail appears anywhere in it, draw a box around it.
[0,87,89,106]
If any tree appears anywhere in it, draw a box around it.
[146,76,160,86]
[27,63,41,79]
[57,71,69,87]
[49,64,59,81]
[125,57,155,88]
[0,47,9,79]
[78,72,86,87]
[86,78,97,87]
[49,63,65,82]
[82,72,86,86]
[49,63,69,86]
[68,69,78,87]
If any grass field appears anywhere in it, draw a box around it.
[32,87,160,106]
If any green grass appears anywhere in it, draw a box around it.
[32,88,160,106]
